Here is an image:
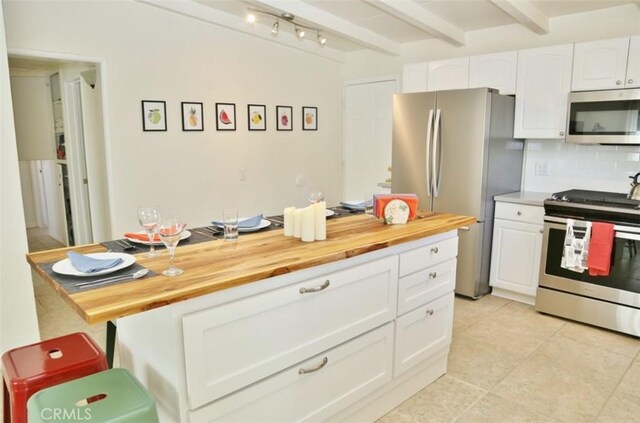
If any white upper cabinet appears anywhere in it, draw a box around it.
[427,57,469,92]
[402,62,428,93]
[514,44,574,139]
[572,37,633,91]
[626,35,640,89]
[469,51,518,95]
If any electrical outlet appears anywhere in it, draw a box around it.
[535,161,550,176]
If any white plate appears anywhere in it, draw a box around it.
[384,199,410,224]
[340,201,365,211]
[52,252,136,277]
[326,209,335,217]
[126,230,191,245]
[215,218,271,233]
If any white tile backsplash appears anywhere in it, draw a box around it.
[523,140,640,194]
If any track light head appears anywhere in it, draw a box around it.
[317,32,326,45]
[246,12,256,24]
[271,20,279,34]
[295,27,305,39]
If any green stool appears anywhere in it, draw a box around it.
[26,368,159,423]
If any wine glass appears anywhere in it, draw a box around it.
[157,216,187,277]
[137,207,161,257]
[307,188,325,204]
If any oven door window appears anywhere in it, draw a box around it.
[568,100,640,136]
[545,228,640,294]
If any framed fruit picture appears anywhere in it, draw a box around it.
[302,106,317,131]
[141,100,167,131]
[181,102,203,131]
[276,106,292,131]
[216,103,236,131]
[247,104,266,131]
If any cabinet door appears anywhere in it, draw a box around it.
[626,35,640,88]
[189,324,394,423]
[182,255,398,409]
[402,62,428,93]
[514,44,573,139]
[572,37,629,91]
[469,51,517,95]
[394,292,454,377]
[427,57,469,92]
[489,219,542,297]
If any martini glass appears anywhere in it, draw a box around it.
[157,216,187,276]
[137,207,161,257]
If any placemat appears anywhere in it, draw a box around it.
[102,228,219,253]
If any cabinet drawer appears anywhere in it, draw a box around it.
[494,202,543,224]
[399,237,458,277]
[189,324,394,423]
[394,292,454,377]
[182,256,398,409]
[398,258,456,315]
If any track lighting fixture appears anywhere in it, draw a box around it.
[245,8,327,45]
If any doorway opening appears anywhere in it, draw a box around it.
[9,55,111,252]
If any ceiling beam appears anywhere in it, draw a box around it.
[135,0,345,63]
[251,0,401,55]
[489,0,549,34]
[365,0,465,47]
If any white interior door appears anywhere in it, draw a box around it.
[41,160,67,245]
[344,78,398,201]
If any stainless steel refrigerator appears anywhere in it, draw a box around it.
[392,88,524,298]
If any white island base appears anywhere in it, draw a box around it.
[116,230,458,422]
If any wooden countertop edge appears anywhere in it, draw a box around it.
[28,213,476,324]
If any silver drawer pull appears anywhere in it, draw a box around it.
[429,272,437,279]
[299,280,330,294]
[459,226,470,232]
[299,357,328,374]
[426,309,434,316]
[430,247,439,254]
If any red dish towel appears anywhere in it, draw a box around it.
[586,222,615,276]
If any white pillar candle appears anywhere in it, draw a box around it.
[293,209,303,238]
[314,201,326,241]
[301,205,315,242]
[283,207,295,237]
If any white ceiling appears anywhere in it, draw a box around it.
[140,0,639,60]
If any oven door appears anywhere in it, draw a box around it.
[539,217,640,308]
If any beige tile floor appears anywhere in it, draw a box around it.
[29,228,640,422]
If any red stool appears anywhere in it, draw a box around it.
[2,332,108,423]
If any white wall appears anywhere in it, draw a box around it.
[10,75,55,160]
[0,0,40,357]
[19,161,37,227]
[4,0,344,236]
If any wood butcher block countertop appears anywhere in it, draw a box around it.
[27,212,475,324]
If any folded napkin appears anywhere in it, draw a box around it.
[586,222,614,276]
[212,214,263,228]
[123,232,161,242]
[67,251,123,273]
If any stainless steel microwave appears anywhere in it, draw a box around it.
[566,88,640,145]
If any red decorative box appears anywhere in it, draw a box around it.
[373,194,418,219]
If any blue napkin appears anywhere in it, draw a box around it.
[67,251,123,273]
[212,214,263,228]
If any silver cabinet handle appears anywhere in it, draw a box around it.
[459,226,470,232]
[429,272,437,279]
[426,309,434,316]
[616,80,622,85]
[517,211,522,216]
[299,280,330,294]
[629,79,634,84]
[299,357,328,374]
[430,247,439,254]
[559,131,565,136]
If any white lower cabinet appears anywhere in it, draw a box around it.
[394,292,454,377]
[189,324,394,423]
[117,232,459,423]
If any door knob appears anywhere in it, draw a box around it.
[616,80,622,85]
[559,131,565,136]
[629,79,634,84]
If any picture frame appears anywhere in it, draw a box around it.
[276,106,293,131]
[141,100,167,131]
[302,106,318,131]
[247,104,266,131]
[181,102,204,131]
[216,103,236,131]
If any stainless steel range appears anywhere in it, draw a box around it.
[536,189,640,337]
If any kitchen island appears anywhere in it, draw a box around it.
[27,212,474,422]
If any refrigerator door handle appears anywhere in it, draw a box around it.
[425,109,434,198]
[432,108,442,197]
